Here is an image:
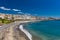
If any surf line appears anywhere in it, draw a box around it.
[19,25,32,40]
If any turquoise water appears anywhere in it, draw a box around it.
[25,20,60,40]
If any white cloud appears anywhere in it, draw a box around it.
[17,12,25,14]
[12,9,21,11]
[0,6,11,10]
[18,12,23,13]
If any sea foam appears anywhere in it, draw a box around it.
[19,25,32,40]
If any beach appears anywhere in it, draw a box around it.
[0,21,36,40]
[0,20,42,40]
[19,25,32,40]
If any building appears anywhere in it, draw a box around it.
[0,13,37,21]
[13,15,23,20]
[0,13,5,19]
[5,14,13,20]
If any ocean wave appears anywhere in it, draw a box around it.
[19,25,32,40]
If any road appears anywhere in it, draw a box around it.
[0,21,31,31]
[0,22,20,32]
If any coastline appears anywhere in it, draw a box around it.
[19,25,32,40]
[0,20,42,40]
[18,20,42,40]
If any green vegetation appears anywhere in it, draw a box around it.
[0,19,14,24]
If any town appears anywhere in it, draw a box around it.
[0,13,59,24]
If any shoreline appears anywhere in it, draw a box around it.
[0,20,41,40]
[18,20,41,40]
[19,24,32,40]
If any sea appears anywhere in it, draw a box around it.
[24,20,60,40]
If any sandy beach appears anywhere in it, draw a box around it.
[0,20,41,40]
[0,21,34,40]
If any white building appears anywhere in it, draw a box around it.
[5,14,13,20]
[0,13,5,19]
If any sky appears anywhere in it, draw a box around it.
[0,0,60,17]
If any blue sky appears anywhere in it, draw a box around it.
[0,0,60,17]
